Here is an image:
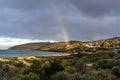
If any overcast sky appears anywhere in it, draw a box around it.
[0,0,120,49]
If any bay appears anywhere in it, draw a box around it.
[0,50,70,58]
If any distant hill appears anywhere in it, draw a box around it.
[9,37,120,52]
[8,41,81,52]
[106,37,120,40]
[85,37,120,42]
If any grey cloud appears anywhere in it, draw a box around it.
[0,0,51,11]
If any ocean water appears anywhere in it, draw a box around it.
[0,50,70,58]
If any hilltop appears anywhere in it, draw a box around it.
[9,37,120,52]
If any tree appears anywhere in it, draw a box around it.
[101,41,110,49]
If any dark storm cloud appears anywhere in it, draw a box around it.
[0,0,119,41]
[65,16,120,40]
[72,0,120,17]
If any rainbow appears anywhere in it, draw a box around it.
[62,26,70,42]
[50,0,70,44]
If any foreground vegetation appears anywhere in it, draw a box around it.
[0,50,120,80]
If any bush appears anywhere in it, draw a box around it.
[83,73,101,80]
[68,73,82,80]
[69,72,101,80]
[23,59,64,80]
[52,71,68,80]
[112,66,120,78]
[44,59,64,76]
[94,59,120,70]
[19,72,39,80]
[98,70,116,80]
[3,71,17,80]
[66,66,76,74]
[75,61,86,74]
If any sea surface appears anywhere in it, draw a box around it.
[0,50,70,58]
